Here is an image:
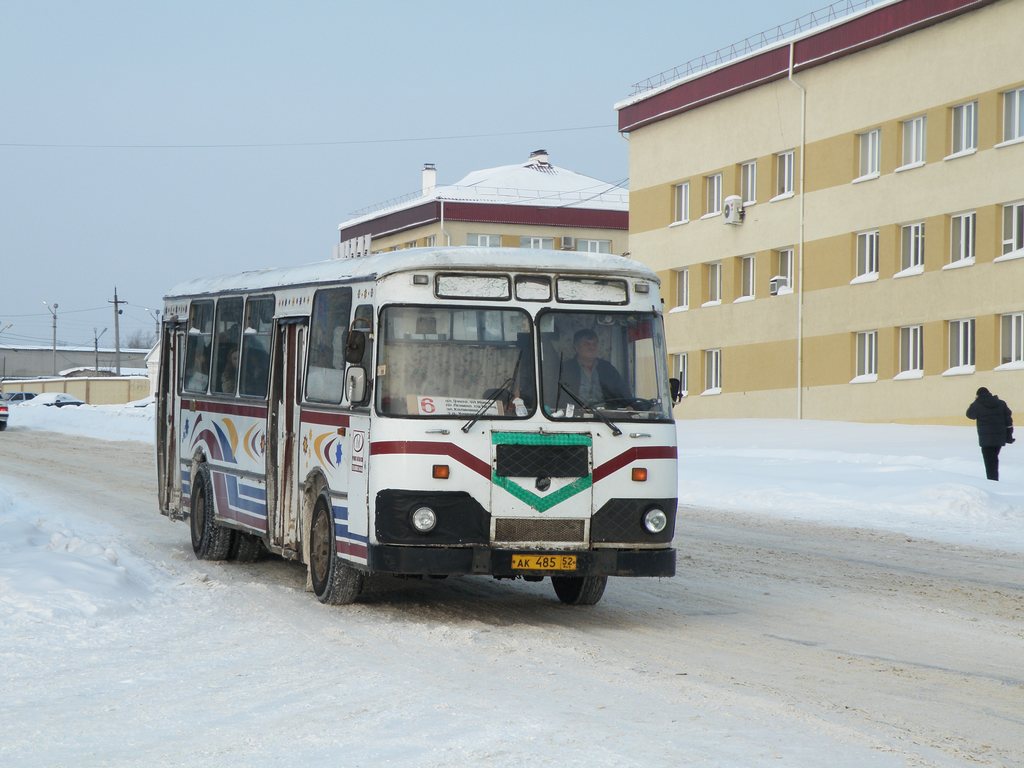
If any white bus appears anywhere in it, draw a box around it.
[156,247,679,606]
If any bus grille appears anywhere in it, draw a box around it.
[494,518,586,544]
[495,444,588,478]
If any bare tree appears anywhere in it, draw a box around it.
[124,329,156,350]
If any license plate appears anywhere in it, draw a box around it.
[510,554,577,571]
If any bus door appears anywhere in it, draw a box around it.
[157,321,184,517]
[342,303,375,549]
[267,319,306,556]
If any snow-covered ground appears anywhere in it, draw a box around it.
[1,403,1022,767]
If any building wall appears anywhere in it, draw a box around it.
[367,220,628,256]
[0,347,150,379]
[627,0,1023,424]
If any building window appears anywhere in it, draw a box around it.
[858,129,880,178]
[704,349,721,392]
[951,101,977,154]
[520,236,554,249]
[855,330,878,379]
[773,248,794,291]
[900,222,926,272]
[901,116,926,166]
[948,318,975,370]
[1001,312,1024,366]
[468,233,501,247]
[670,353,688,395]
[675,268,689,309]
[424,235,437,247]
[856,230,879,279]
[705,174,722,215]
[739,255,755,299]
[740,161,757,204]
[899,325,924,375]
[776,151,794,196]
[577,239,612,253]
[673,182,690,223]
[705,262,722,304]
[1003,201,1024,256]
[1005,87,1024,142]
[950,212,976,265]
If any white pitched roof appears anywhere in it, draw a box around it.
[339,158,628,231]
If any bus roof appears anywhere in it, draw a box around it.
[163,246,659,299]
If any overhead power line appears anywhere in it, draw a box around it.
[0,124,617,150]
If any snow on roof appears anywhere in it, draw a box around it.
[339,156,628,231]
[164,246,658,300]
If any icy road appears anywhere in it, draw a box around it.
[1,429,1021,767]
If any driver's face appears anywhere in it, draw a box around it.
[575,337,598,364]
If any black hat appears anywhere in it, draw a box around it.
[976,387,991,397]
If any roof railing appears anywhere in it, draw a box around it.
[628,0,883,97]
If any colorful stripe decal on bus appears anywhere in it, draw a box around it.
[332,503,368,562]
[370,440,491,478]
[212,469,268,532]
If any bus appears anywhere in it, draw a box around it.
[156,247,679,606]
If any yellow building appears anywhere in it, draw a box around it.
[617,0,1023,424]
[336,150,628,258]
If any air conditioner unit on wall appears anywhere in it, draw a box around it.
[560,236,575,250]
[723,195,743,225]
[769,276,788,296]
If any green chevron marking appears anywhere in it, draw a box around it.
[491,473,592,512]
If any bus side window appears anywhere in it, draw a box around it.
[306,287,353,404]
[182,300,214,393]
[211,297,244,396]
[239,296,274,399]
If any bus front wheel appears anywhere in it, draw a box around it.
[310,496,362,605]
[189,464,234,560]
[551,575,607,606]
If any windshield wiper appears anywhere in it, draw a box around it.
[557,382,622,437]
[461,351,522,433]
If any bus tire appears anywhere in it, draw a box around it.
[310,495,362,605]
[189,464,234,561]
[551,575,608,606]
[229,532,264,563]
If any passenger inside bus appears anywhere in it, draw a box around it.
[562,328,630,406]
[219,345,239,393]
[185,345,210,392]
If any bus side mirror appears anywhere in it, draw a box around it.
[345,366,367,404]
[669,378,683,404]
[345,330,366,364]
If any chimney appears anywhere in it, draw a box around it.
[529,149,549,166]
[422,163,436,194]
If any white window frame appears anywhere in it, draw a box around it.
[899,222,926,274]
[1004,87,1024,143]
[468,233,501,247]
[738,255,755,300]
[774,248,794,293]
[855,230,879,281]
[577,239,611,254]
[674,268,689,310]
[775,151,794,198]
[670,353,688,395]
[1000,312,1024,367]
[949,211,976,266]
[853,330,878,382]
[740,161,757,204]
[705,174,722,216]
[703,348,721,393]
[950,101,978,156]
[705,262,722,305]
[520,236,554,250]
[898,325,924,378]
[900,116,926,168]
[1002,200,1024,258]
[673,182,690,224]
[947,318,976,373]
[857,129,880,179]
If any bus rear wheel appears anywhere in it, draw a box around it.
[189,464,234,560]
[551,575,608,606]
[310,496,362,605]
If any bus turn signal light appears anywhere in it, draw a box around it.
[631,467,648,482]
[432,464,450,479]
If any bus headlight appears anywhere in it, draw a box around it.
[411,506,437,534]
[643,507,668,534]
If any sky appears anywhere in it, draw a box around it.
[2,0,839,349]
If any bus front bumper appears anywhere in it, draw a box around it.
[366,545,675,578]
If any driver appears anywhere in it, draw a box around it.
[562,328,631,406]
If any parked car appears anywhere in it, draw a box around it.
[24,393,86,408]
[1,392,37,403]
[0,400,7,430]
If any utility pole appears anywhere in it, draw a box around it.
[109,287,127,375]
[94,327,107,372]
[43,300,59,376]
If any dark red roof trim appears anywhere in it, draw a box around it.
[617,0,995,133]
[339,200,627,241]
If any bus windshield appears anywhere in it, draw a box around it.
[376,306,536,418]
[538,310,672,422]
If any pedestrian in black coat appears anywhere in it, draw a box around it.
[966,387,1014,481]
